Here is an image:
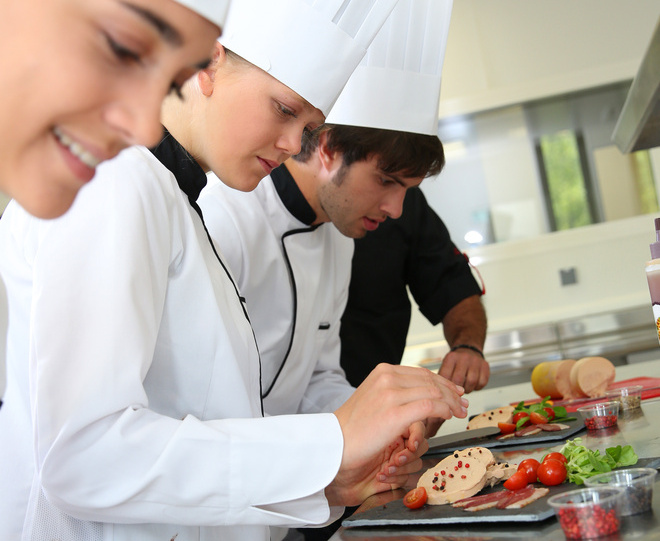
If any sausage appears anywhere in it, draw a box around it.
[570,356,616,398]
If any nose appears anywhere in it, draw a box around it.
[275,124,304,158]
[381,187,407,220]
[103,83,167,148]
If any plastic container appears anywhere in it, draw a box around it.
[604,385,643,411]
[547,486,624,539]
[585,467,657,516]
[577,401,619,431]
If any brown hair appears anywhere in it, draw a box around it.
[295,124,445,178]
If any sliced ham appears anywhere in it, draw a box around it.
[506,487,549,508]
[537,423,569,431]
[453,490,512,511]
[453,486,549,512]
[496,485,536,509]
[515,425,542,437]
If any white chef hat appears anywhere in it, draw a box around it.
[174,0,231,28]
[326,0,453,136]
[219,0,400,116]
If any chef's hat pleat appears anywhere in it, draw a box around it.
[326,0,453,135]
[173,0,231,29]
[219,0,400,116]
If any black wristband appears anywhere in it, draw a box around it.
[449,344,485,359]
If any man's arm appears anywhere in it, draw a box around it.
[438,295,489,394]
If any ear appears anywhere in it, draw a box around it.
[317,130,342,174]
[198,42,225,97]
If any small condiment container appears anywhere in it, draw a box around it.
[604,385,643,411]
[585,467,657,516]
[577,401,619,431]
[547,486,624,539]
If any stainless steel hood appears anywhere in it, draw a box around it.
[613,18,660,153]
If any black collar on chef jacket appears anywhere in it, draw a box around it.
[150,128,207,210]
[271,163,317,226]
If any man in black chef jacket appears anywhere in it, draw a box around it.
[340,186,489,393]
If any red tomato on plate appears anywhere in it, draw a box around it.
[543,407,556,421]
[529,411,549,425]
[537,458,567,486]
[512,411,530,426]
[543,451,568,464]
[403,487,428,509]
[498,422,516,434]
[517,458,541,483]
[503,471,529,491]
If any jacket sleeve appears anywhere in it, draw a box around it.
[18,150,343,527]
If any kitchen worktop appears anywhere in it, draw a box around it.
[331,358,660,541]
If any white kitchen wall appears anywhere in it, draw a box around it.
[406,212,660,356]
[439,0,660,118]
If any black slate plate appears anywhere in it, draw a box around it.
[425,418,586,456]
[342,457,660,528]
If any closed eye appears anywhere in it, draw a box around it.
[105,34,142,64]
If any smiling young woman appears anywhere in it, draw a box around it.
[0,0,227,219]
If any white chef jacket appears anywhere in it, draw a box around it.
[0,143,343,541]
[198,165,356,416]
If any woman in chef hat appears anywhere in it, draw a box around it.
[0,0,232,220]
[0,1,468,540]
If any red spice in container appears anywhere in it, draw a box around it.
[548,487,624,539]
[577,401,619,431]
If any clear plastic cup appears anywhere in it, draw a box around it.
[585,467,657,516]
[547,486,624,539]
[604,385,643,411]
[577,401,619,431]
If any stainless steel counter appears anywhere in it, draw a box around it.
[416,305,658,389]
[331,360,660,541]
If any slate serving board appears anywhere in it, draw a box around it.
[342,457,660,527]
[425,418,586,456]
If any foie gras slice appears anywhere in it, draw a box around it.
[466,405,515,430]
[454,446,495,467]
[417,454,488,505]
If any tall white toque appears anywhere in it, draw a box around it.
[326,0,453,136]
[219,0,400,116]
[174,0,231,29]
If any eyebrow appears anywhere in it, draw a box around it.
[121,2,183,47]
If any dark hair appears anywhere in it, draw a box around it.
[294,124,445,178]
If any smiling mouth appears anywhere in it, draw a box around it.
[53,127,102,169]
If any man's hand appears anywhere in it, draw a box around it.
[327,364,467,507]
[439,347,489,394]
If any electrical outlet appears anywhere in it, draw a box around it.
[560,267,578,286]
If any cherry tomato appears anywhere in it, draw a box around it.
[517,458,541,483]
[543,451,568,464]
[529,411,549,425]
[537,458,567,486]
[503,471,529,491]
[403,487,428,509]
[512,411,530,426]
[498,422,516,434]
[543,407,556,421]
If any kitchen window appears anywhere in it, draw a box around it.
[424,81,660,251]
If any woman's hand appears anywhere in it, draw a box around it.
[326,364,468,506]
